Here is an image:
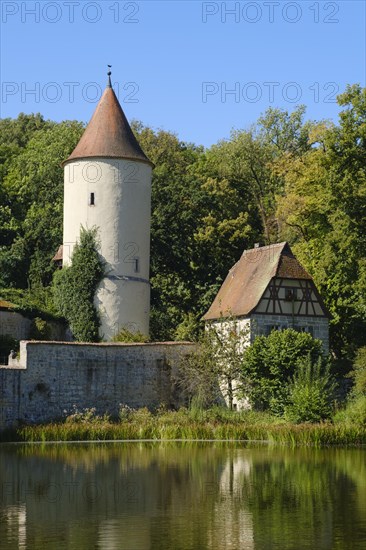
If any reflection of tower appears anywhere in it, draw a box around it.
[3,505,27,549]
[207,454,254,549]
[62,70,153,340]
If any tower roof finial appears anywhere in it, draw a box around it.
[107,65,112,88]
[63,70,153,167]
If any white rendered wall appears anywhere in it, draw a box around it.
[207,319,251,410]
[63,158,152,340]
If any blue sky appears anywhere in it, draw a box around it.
[1,0,365,147]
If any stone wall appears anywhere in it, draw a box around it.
[0,311,31,341]
[210,315,329,352]
[250,314,329,352]
[0,309,68,352]
[0,341,195,430]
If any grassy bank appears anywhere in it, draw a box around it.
[1,407,365,446]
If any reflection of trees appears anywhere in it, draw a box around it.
[332,448,366,510]
[0,442,231,550]
[241,448,366,550]
[0,444,365,549]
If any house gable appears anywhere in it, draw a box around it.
[203,242,331,320]
[254,277,329,318]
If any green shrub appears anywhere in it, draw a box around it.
[0,287,59,319]
[334,395,366,426]
[29,317,51,340]
[112,329,150,343]
[65,406,110,424]
[349,346,366,397]
[242,329,324,415]
[174,313,202,341]
[334,347,366,426]
[52,227,105,342]
[284,356,337,423]
[131,407,153,424]
[118,404,134,421]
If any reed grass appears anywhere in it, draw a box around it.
[1,406,365,446]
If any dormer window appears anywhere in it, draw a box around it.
[89,193,95,206]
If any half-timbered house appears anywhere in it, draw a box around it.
[203,242,330,351]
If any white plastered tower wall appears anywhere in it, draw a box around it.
[62,77,153,341]
[63,158,152,340]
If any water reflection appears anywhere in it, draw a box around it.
[0,442,365,549]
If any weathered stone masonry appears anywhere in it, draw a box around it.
[0,341,195,430]
[0,309,68,353]
[250,314,330,352]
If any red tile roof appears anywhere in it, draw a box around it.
[203,242,315,320]
[0,299,17,310]
[52,245,63,262]
[63,86,153,167]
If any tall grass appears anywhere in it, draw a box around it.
[1,406,365,446]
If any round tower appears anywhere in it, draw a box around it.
[62,72,153,340]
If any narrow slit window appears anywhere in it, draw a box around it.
[90,192,95,206]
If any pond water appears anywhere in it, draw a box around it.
[0,442,365,549]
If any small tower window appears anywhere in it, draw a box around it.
[89,193,95,206]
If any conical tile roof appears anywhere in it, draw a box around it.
[63,85,152,166]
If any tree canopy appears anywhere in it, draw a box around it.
[1,85,365,362]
